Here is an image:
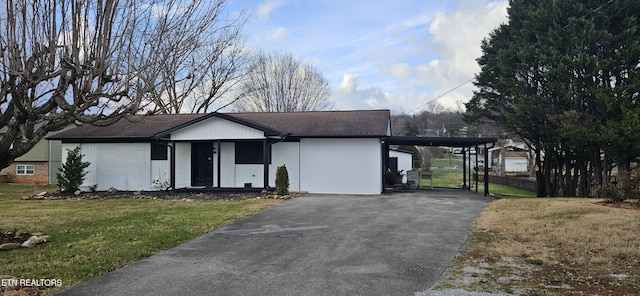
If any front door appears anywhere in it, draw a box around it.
[191,142,213,186]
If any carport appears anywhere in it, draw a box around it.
[382,136,497,195]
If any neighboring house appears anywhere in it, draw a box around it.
[0,127,69,185]
[49,110,392,195]
[488,142,531,175]
[389,149,413,183]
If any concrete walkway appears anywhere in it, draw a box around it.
[56,189,494,296]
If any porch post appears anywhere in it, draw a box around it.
[170,141,176,190]
[216,140,221,188]
[263,139,269,189]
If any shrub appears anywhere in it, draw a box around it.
[56,147,90,192]
[275,165,289,195]
[596,183,624,203]
[620,168,640,200]
[385,170,403,186]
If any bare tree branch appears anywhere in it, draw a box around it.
[235,50,333,112]
[0,0,246,169]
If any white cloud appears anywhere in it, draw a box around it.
[376,1,508,112]
[256,0,284,21]
[337,73,357,92]
[266,27,288,42]
[234,0,509,113]
[412,0,509,110]
[327,1,508,113]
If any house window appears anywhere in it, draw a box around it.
[16,165,35,175]
[151,143,168,160]
[235,141,270,164]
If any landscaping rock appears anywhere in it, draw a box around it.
[74,190,81,196]
[0,243,21,251]
[0,231,51,250]
[20,235,50,248]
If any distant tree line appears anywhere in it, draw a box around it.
[465,0,640,197]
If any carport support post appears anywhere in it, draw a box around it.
[475,145,479,193]
[382,140,389,193]
[484,143,489,196]
[462,148,467,189]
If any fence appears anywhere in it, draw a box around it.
[478,175,537,193]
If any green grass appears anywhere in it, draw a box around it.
[421,159,537,198]
[477,183,537,198]
[430,158,459,168]
[0,184,281,294]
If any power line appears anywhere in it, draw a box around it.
[407,76,475,115]
[407,0,620,115]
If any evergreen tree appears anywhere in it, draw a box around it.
[466,0,640,196]
[57,147,91,193]
[275,165,289,195]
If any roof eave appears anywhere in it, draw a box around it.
[153,112,285,139]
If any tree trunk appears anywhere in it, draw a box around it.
[535,148,547,197]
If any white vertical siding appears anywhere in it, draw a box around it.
[234,165,263,187]
[171,117,265,140]
[174,142,191,188]
[151,160,170,189]
[219,142,235,187]
[269,142,300,191]
[300,138,382,195]
[61,143,97,188]
[68,143,150,191]
[390,150,413,183]
[95,143,150,190]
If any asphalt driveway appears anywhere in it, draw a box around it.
[56,189,494,296]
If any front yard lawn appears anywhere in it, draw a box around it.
[0,184,281,295]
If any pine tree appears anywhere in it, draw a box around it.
[56,147,90,192]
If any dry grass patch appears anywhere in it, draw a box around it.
[437,198,640,295]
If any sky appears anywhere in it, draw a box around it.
[227,0,509,114]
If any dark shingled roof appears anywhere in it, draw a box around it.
[231,110,390,137]
[49,114,206,140]
[49,110,391,140]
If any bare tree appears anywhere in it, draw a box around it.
[0,0,246,170]
[145,0,250,114]
[235,50,332,112]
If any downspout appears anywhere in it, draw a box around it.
[264,133,289,190]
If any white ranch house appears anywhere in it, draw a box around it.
[51,110,394,195]
[51,110,497,195]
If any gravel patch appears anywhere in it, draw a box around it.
[416,289,512,296]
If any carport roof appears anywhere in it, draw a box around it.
[385,136,497,147]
